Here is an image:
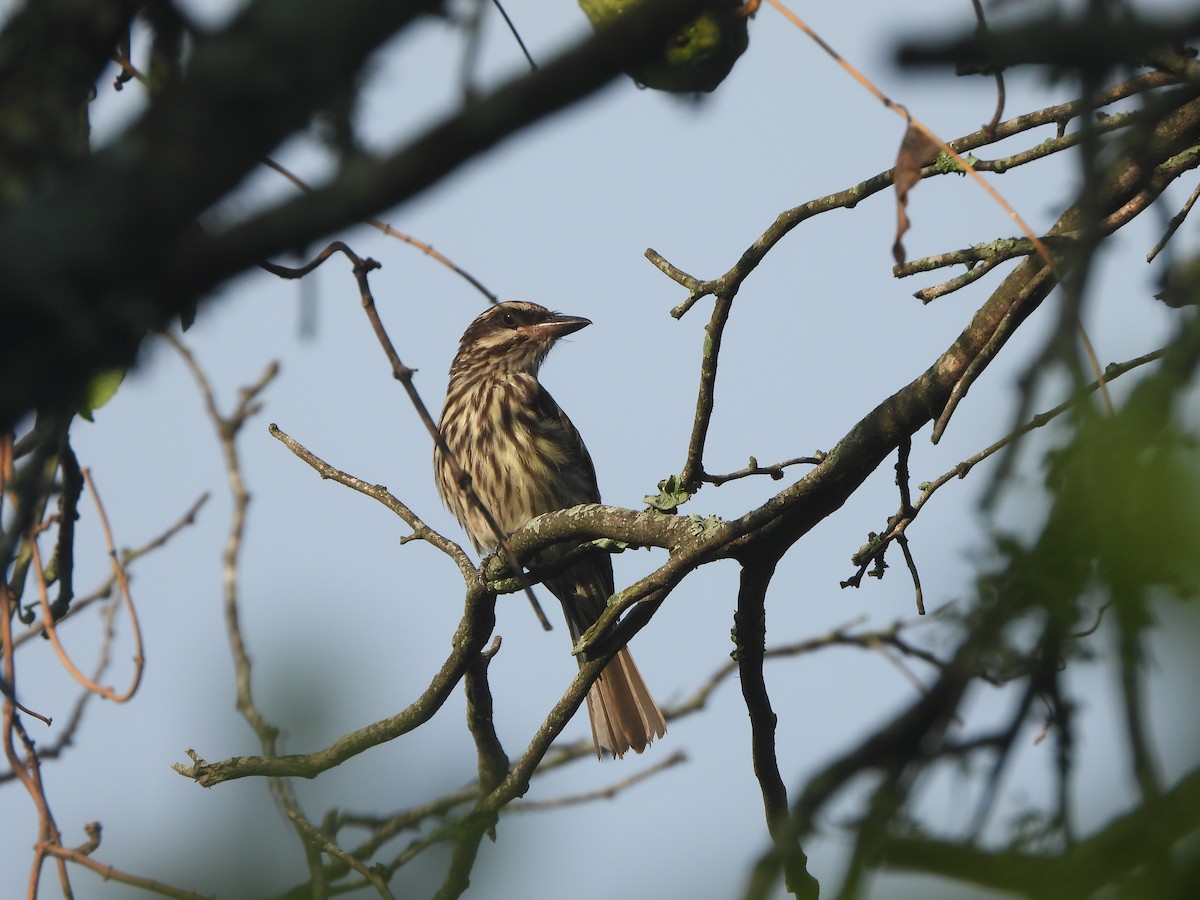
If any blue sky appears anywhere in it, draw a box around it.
[5,2,1200,898]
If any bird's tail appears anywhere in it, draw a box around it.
[582,645,667,758]
[546,553,666,758]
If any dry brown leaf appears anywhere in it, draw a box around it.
[892,124,941,265]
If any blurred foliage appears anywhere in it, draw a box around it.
[578,0,750,92]
[77,367,125,421]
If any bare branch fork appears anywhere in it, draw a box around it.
[260,158,499,304]
[31,470,146,703]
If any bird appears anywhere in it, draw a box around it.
[434,300,666,758]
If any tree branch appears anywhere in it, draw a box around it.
[735,558,818,898]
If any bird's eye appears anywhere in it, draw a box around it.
[501,312,518,328]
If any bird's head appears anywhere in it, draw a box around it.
[451,300,592,377]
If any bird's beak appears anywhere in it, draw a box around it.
[528,313,592,340]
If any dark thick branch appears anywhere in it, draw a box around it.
[0,0,437,428]
[736,559,819,899]
[897,10,1200,71]
[0,0,715,430]
[464,639,508,795]
[0,0,141,193]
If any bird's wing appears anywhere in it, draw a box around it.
[521,383,602,507]
[522,383,616,610]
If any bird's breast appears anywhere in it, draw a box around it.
[436,374,586,550]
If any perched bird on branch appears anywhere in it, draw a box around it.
[434,300,666,758]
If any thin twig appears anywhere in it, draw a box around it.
[39,842,212,900]
[968,0,1006,135]
[11,492,208,650]
[166,332,337,889]
[0,642,97,781]
[1147,180,1200,263]
[491,0,536,71]
[2,582,72,897]
[702,454,825,486]
[895,534,925,616]
[644,248,708,319]
[766,0,1053,270]
[32,485,144,704]
[259,159,498,303]
[1074,321,1113,415]
[85,468,145,693]
[912,257,1004,303]
[285,810,396,900]
[932,264,1056,443]
[510,751,687,811]
[267,425,475,578]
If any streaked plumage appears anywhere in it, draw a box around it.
[434,301,666,758]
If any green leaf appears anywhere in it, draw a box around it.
[78,367,126,421]
[591,537,632,552]
[643,474,692,513]
[686,513,724,537]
